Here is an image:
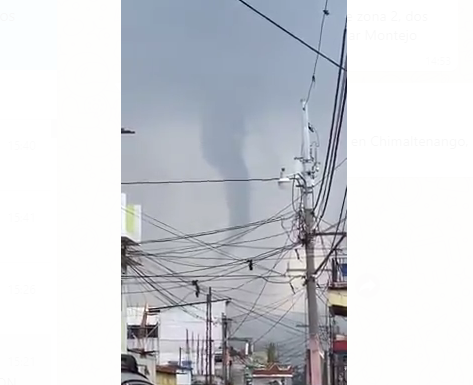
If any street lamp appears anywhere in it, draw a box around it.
[121,127,135,135]
[277,168,293,189]
[277,167,316,190]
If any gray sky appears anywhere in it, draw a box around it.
[122,0,347,342]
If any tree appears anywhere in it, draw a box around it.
[266,342,278,364]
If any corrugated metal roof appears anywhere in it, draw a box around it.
[157,365,177,375]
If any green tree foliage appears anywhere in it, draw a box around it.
[266,342,278,364]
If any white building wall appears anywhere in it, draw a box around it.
[253,378,292,385]
[158,300,227,374]
[176,371,192,385]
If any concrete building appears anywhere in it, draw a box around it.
[327,257,347,318]
[156,365,177,385]
[327,257,347,385]
[126,307,159,384]
[176,366,192,385]
[121,192,142,352]
[154,364,192,385]
[154,299,228,374]
[215,354,247,385]
[127,300,228,382]
[127,306,160,354]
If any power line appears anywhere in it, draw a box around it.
[230,245,292,336]
[125,199,300,277]
[253,291,305,343]
[139,214,291,245]
[122,177,279,185]
[138,215,344,257]
[131,265,207,319]
[229,295,306,337]
[130,259,306,336]
[137,240,297,291]
[141,232,291,254]
[312,232,346,279]
[137,245,344,259]
[232,289,303,319]
[128,252,309,338]
[126,208,259,269]
[128,208,344,285]
[304,0,331,106]
[312,20,347,218]
[234,0,345,71]
[316,74,346,222]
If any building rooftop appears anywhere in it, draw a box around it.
[253,364,293,377]
[333,338,347,354]
[156,365,177,375]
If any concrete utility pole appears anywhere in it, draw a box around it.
[121,242,128,353]
[209,288,213,385]
[121,128,134,352]
[300,100,322,385]
[206,288,213,385]
[222,314,229,385]
[279,101,322,385]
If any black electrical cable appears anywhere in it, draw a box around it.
[305,0,331,105]
[230,245,292,336]
[229,295,306,336]
[138,231,290,254]
[122,177,279,185]
[131,262,305,336]
[234,0,345,71]
[128,199,300,278]
[312,19,347,217]
[253,290,305,343]
[317,73,347,222]
[139,214,292,245]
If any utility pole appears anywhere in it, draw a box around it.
[121,128,134,352]
[209,288,213,385]
[206,288,213,385]
[121,239,139,353]
[186,329,190,366]
[197,337,200,374]
[278,101,322,384]
[222,314,228,385]
[121,241,128,353]
[205,301,209,384]
[300,100,322,385]
[277,101,324,385]
[227,319,234,385]
[201,336,205,375]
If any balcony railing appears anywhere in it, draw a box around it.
[331,257,347,287]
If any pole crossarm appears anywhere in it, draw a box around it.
[313,231,347,237]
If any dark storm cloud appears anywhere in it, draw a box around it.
[121,0,348,315]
